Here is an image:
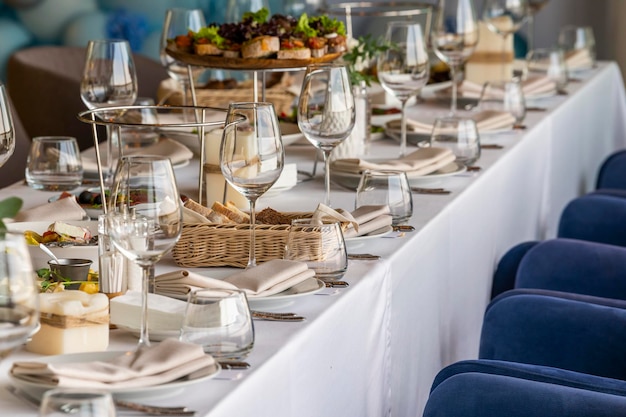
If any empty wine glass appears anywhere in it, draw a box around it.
[297,63,355,206]
[0,85,15,168]
[39,389,115,417]
[0,232,39,361]
[558,25,596,73]
[482,0,529,81]
[80,39,138,186]
[106,156,183,348]
[220,102,284,268]
[160,8,207,107]
[526,48,568,91]
[432,0,479,116]
[377,21,430,157]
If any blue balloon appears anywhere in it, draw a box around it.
[16,0,98,43]
[0,18,33,80]
[62,10,107,47]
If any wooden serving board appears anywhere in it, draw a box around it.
[166,45,343,70]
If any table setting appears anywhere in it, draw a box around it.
[0,1,622,415]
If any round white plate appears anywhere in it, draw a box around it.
[9,350,221,400]
[48,188,103,219]
[246,278,325,309]
[331,162,466,190]
[385,121,513,146]
[344,225,394,242]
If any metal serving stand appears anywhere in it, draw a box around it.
[77,104,233,207]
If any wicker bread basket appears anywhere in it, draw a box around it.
[172,212,316,268]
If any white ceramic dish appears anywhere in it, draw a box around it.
[344,225,394,242]
[246,277,325,309]
[331,162,466,190]
[48,189,103,220]
[7,220,99,271]
[9,350,220,400]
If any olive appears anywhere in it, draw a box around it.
[92,193,103,206]
[78,190,94,204]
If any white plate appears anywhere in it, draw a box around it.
[344,225,394,242]
[48,188,104,220]
[115,325,179,342]
[247,278,325,309]
[9,350,221,400]
[331,162,466,190]
[385,120,513,146]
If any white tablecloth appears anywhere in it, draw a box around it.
[1,62,625,417]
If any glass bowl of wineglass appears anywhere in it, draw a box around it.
[0,85,15,169]
[297,63,355,206]
[432,0,479,117]
[220,102,284,268]
[377,21,430,157]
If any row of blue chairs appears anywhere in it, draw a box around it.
[422,149,626,416]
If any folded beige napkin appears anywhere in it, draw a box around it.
[13,196,87,222]
[155,259,315,299]
[343,205,393,238]
[331,147,455,177]
[565,49,594,71]
[10,339,216,389]
[458,77,557,99]
[387,110,515,135]
[82,138,193,173]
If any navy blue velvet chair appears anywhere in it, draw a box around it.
[596,149,626,190]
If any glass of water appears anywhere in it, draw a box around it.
[25,136,83,191]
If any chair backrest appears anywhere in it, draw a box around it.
[0,92,30,188]
[6,45,168,151]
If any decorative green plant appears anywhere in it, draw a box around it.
[0,196,22,232]
[342,34,391,86]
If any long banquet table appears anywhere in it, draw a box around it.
[1,62,626,417]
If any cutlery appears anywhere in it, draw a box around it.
[216,360,251,370]
[251,310,305,322]
[466,166,482,172]
[557,89,569,96]
[322,280,349,288]
[513,124,527,130]
[526,106,547,112]
[464,81,490,111]
[481,144,503,150]
[411,187,451,195]
[393,224,415,232]
[348,253,381,260]
[6,386,196,416]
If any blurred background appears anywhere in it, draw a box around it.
[0,0,622,81]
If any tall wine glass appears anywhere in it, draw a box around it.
[160,8,206,107]
[0,85,15,168]
[527,0,550,51]
[482,0,529,81]
[297,63,355,206]
[106,156,182,348]
[0,232,39,361]
[377,21,430,157]
[220,102,284,269]
[80,39,138,186]
[432,0,479,117]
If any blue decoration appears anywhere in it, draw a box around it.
[16,0,98,43]
[106,8,149,51]
[0,18,33,80]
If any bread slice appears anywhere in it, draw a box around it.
[277,48,311,60]
[206,210,235,224]
[183,198,213,219]
[194,43,223,56]
[241,36,280,58]
[211,201,249,224]
[225,201,251,223]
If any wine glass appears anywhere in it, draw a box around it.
[106,156,183,347]
[430,117,481,166]
[432,0,479,117]
[0,85,15,168]
[527,0,550,51]
[160,8,206,107]
[377,21,430,157]
[39,389,115,417]
[220,102,284,268]
[482,0,529,81]
[297,63,355,206]
[0,232,39,361]
[80,39,138,186]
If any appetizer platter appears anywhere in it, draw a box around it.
[165,8,347,70]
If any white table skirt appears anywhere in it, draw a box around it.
[0,62,625,417]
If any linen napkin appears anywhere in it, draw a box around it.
[457,77,557,100]
[155,259,315,299]
[386,110,515,135]
[10,338,217,389]
[330,147,455,177]
[565,49,594,71]
[343,205,393,238]
[13,196,87,222]
[81,138,193,173]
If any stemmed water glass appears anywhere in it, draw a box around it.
[80,39,138,186]
[482,0,529,81]
[160,8,206,107]
[432,0,479,117]
[0,232,39,361]
[297,63,355,206]
[106,156,183,347]
[220,102,284,269]
[0,85,15,168]
[377,21,430,157]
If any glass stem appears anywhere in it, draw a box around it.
[247,197,258,268]
[450,64,458,116]
[399,99,408,158]
[323,150,332,207]
[501,34,508,82]
[138,264,151,348]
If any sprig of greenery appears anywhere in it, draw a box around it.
[0,196,22,232]
[342,34,391,86]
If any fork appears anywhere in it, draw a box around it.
[251,310,305,322]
